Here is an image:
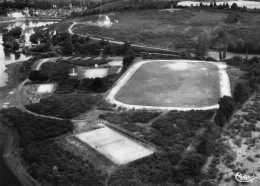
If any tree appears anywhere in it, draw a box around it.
[8,27,22,38]
[62,41,74,55]
[196,34,210,57]
[233,80,251,104]
[235,39,245,53]
[123,52,135,68]
[71,34,81,44]
[197,132,215,156]
[214,96,235,127]
[92,78,105,91]
[218,96,236,120]
[214,110,226,127]
[28,70,49,82]
[73,42,81,54]
[212,29,228,60]
[12,40,19,50]
[213,1,217,7]
[231,3,238,10]
[179,153,206,177]
[245,43,254,60]
[225,3,229,9]
[122,42,131,55]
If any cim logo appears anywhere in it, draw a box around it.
[231,172,258,183]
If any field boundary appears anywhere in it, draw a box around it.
[106,60,232,111]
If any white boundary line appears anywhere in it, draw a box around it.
[106,60,231,111]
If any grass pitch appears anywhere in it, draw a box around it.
[114,60,222,108]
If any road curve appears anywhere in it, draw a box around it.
[16,58,95,122]
[68,22,178,53]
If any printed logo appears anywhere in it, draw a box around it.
[231,172,257,183]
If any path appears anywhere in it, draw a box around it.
[68,22,179,53]
[15,57,99,122]
[0,122,40,186]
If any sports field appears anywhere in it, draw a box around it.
[108,60,231,110]
[76,127,154,164]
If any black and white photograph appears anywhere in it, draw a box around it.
[0,0,259,185]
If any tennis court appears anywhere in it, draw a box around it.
[76,127,154,164]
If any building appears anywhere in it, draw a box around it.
[97,14,112,27]
[7,12,25,18]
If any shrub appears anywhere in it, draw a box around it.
[62,40,74,55]
[26,94,102,119]
[226,56,243,66]
[179,153,207,177]
[28,70,49,82]
[234,80,252,104]
[214,110,227,127]
[233,137,243,147]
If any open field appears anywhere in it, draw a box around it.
[108,60,231,110]
[76,127,154,164]
[70,8,260,51]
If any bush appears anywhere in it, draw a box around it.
[231,3,238,10]
[179,153,207,177]
[25,94,102,119]
[214,96,236,127]
[0,108,73,146]
[0,108,104,186]
[12,40,19,50]
[214,110,226,127]
[28,70,49,82]
[196,35,210,57]
[233,138,243,147]
[234,80,251,104]
[109,153,173,185]
[62,41,74,55]
[226,56,243,66]
[123,51,136,69]
[99,110,161,124]
[24,140,104,186]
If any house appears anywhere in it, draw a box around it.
[23,7,30,17]
[7,12,24,18]
[97,15,112,27]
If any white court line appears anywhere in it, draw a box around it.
[106,60,231,111]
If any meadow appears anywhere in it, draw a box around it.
[71,8,260,52]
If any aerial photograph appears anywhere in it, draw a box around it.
[0,0,259,185]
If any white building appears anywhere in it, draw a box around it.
[97,15,112,27]
[7,12,25,18]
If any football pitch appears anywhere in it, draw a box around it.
[107,60,231,110]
